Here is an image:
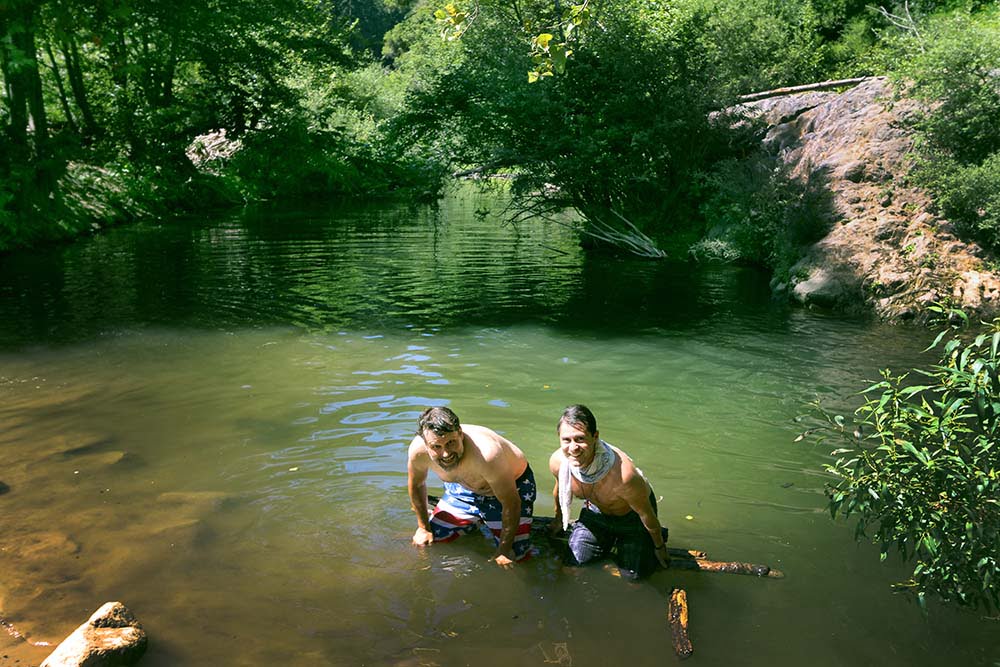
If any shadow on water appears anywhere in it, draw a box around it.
[0,190,843,350]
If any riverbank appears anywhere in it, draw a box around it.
[746,77,1000,322]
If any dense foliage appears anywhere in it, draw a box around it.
[896,9,1000,251]
[810,308,1000,612]
[0,0,437,252]
[396,0,746,246]
[3,0,999,269]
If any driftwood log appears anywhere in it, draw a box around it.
[531,514,784,578]
[668,588,694,659]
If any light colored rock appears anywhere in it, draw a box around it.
[748,77,1000,321]
[41,602,146,667]
[792,268,849,307]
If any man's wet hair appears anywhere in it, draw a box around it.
[558,404,597,435]
[417,406,461,436]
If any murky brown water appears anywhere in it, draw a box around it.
[1,190,998,666]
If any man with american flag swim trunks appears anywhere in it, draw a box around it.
[407,406,535,567]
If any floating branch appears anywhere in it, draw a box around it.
[668,588,694,659]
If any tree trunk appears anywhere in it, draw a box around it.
[43,38,79,134]
[160,27,178,108]
[11,3,49,156]
[62,39,100,138]
[0,9,30,155]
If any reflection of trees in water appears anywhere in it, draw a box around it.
[0,190,588,344]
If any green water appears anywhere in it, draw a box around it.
[1,190,997,666]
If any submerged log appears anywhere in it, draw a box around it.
[669,558,782,578]
[668,588,693,659]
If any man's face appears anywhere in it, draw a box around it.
[423,429,464,470]
[559,421,598,468]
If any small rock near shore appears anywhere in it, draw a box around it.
[41,602,146,667]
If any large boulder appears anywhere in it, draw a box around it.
[40,602,147,667]
[746,77,1000,321]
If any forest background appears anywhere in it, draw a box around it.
[1,0,998,267]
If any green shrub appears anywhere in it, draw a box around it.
[901,11,1000,165]
[697,154,834,275]
[915,151,1000,249]
[895,9,1000,250]
[808,307,1000,611]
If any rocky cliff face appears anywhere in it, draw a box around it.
[747,77,1000,322]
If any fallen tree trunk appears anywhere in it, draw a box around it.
[737,76,874,103]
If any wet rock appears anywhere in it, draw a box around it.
[41,602,147,667]
[792,268,849,308]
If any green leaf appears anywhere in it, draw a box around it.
[551,46,568,74]
[899,385,932,397]
[925,329,949,352]
[536,33,554,49]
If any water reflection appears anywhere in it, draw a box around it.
[1,189,803,348]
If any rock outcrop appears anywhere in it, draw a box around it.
[40,602,146,667]
[747,76,1000,321]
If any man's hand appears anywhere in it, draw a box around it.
[491,549,516,569]
[655,545,671,569]
[412,527,435,546]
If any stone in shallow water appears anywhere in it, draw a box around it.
[40,601,147,667]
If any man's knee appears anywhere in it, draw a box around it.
[568,527,602,565]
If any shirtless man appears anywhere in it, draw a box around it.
[407,406,535,568]
[548,404,669,580]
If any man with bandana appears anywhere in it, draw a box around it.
[547,404,669,580]
[408,406,536,568]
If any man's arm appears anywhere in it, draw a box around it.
[548,450,565,534]
[622,474,670,568]
[488,472,522,568]
[407,439,434,546]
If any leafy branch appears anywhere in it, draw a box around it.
[801,305,1000,612]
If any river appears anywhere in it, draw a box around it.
[1,188,997,666]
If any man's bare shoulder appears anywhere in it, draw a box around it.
[548,449,564,475]
[612,448,651,495]
[463,424,517,456]
[407,436,428,461]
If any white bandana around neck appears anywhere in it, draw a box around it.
[558,439,616,530]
